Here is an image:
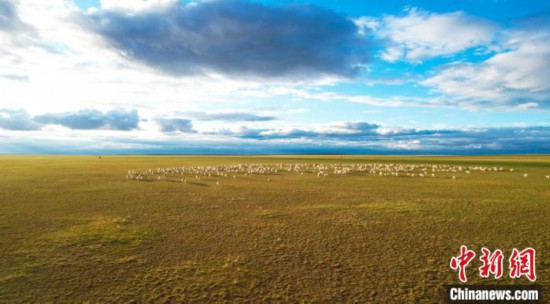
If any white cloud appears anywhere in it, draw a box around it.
[384,140,422,150]
[0,0,280,120]
[421,30,550,108]
[263,87,416,107]
[373,8,497,63]
[353,16,379,35]
[98,0,177,12]
[380,46,404,62]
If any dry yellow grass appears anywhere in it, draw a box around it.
[0,155,548,302]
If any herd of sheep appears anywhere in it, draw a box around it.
[125,163,550,185]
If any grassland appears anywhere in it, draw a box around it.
[0,155,548,302]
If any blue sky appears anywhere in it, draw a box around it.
[0,0,549,154]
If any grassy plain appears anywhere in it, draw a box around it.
[0,155,549,302]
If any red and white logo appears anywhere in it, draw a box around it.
[450,246,536,282]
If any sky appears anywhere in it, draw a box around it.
[0,0,549,154]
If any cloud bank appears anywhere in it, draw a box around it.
[0,109,140,131]
[155,118,194,133]
[362,7,497,63]
[0,0,33,33]
[183,112,277,122]
[88,0,370,79]
[2,124,548,155]
[421,28,550,108]
[1,107,549,154]
[0,109,41,130]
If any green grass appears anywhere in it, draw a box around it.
[0,155,549,302]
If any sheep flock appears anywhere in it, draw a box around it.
[125,163,549,184]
